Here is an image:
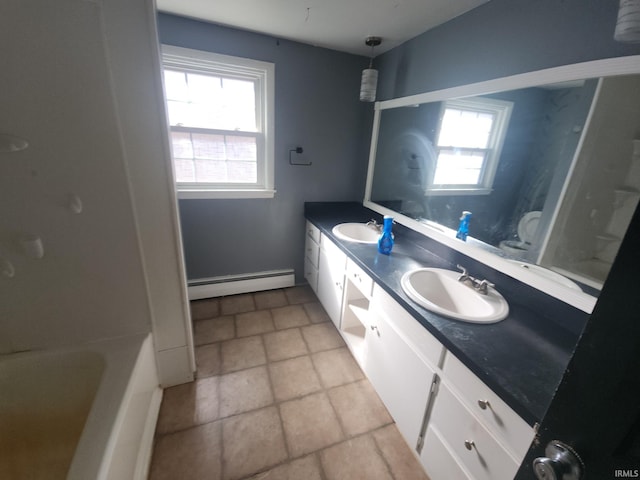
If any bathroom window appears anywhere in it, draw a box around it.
[162,46,275,199]
[429,97,512,195]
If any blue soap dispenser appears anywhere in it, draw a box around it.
[456,211,472,241]
[378,215,394,255]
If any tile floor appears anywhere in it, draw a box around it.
[149,285,430,480]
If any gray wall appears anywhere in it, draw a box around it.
[158,13,372,283]
[376,0,640,100]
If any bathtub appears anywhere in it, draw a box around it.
[0,333,162,480]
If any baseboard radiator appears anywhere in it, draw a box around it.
[187,269,296,300]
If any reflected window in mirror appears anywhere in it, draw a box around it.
[432,97,513,195]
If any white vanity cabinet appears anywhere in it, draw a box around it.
[365,283,444,449]
[316,233,347,327]
[304,221,321,293]
[302,221,535,480]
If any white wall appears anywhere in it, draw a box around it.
[0,0,193,386]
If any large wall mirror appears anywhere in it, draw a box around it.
[364,56,640,313]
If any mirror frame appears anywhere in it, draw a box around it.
[364,55,640,313]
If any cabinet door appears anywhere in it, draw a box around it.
[364,310,437,450]
[421,427,472,480]
[316,236,346,327]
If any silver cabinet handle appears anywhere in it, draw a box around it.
[464,440,475,451]
[477,399,491,410]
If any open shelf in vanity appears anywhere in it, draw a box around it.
[340,258,374,365]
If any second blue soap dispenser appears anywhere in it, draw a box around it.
[378,215,394,255]
[456,211,472,241]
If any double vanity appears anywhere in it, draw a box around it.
[303,202,588,480]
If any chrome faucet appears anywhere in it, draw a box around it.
[456,265,471,284]
[476,279,495,295]
[456,265,495,295]
[366,219,382,232]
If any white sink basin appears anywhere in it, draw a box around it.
[332,223,380,244]
[401,268,509,323]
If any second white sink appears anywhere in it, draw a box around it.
[332,223,380,244]
[401,268,509,323]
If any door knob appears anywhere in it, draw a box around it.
[533,440,584,480]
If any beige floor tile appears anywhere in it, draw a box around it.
[312,348,364,389]
[195,343,221,378]
[328,380,393,436]
[372,424,430,480]
[263,328,308,362]
[271,305,311,329]
[303,302,331,324]
[301,323,345,352]
[191,298,220,321]
[219,366,273,418]
[235,310,275,337]
[194,316,235,346]
[220,336,266,373]
[222,406,288,480]
[220,293,256,315]
[155,377,219,434]
[254,289,288,309]
[149,421,222,480]
[280,392,344,457]
[269,356,322,402]
[320,434,393,480]
[246,454,323,480]
[284,285,317,304]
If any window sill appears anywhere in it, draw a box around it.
[425,188,492,196]
[177,189,276,200]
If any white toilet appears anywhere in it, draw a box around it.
[499,211,541,256]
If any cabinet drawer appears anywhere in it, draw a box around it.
[420,427,471,480]
[371,283,444,368]
[430,383,520,480]
[304,257,318,292]
[442,353,535,459]
[346,258,373,298]
[305,235,320,268]
[306,221,321,244]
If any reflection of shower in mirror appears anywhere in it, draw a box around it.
[541,76,640,290]
[373,129,436,219]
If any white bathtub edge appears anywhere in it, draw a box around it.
[134,387,163,480]
[99,333,161,480]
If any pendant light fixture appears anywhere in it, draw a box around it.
[360,36,382,102]
[615,0,640,43]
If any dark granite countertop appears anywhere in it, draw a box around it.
[305,202,589,426]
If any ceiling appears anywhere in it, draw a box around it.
[156,0,489,57]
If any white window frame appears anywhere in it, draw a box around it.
[427,97,513,196]
[161,45,275,199]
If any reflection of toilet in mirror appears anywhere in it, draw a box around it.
[499,211,541,257]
